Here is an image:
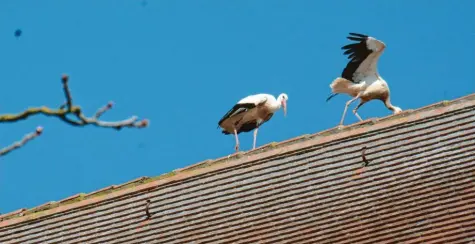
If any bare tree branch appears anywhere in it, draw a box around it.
[94,102,114,119]
[0,74,149,130]
[62,74,74,111]
[0,74,149,157]
[0,127,43,156]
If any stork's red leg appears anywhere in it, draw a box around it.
[234,128,240,152]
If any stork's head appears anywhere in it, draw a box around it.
[278,93,288,117]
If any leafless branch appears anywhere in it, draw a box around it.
[0,127,43,157]
[0,74,149,157]
[62,74,74,111]
[94,102,114,119]
[0,74,149,130]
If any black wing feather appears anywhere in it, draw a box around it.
[221,113,275,135]
[221,120,257,135]
[218,103,256,127]
[236,121,258,133]
[340,32,372,82]
[238,113,274,133]
[347,36,365,42]
[343,48,354,55]
[342,43,358,50]
[349,33,368,38]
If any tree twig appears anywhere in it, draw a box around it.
[62,74,73,111]
[94,102,114,119]
[0,74,149,130]
[0,127,43,157]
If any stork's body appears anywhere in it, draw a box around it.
[327,33,402,126]
[218,93,288,152]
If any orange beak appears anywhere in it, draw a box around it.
[282,100,287,117]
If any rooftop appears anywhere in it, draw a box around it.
[1,93,474,243]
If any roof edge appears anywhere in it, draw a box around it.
[1,93,474,228]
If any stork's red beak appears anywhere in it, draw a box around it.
[282,100,287,117]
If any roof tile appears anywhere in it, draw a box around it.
[0,93,474,243]
[84,185,117,198]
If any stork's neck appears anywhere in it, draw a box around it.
[270,93,288,113]
[270,97,283,111]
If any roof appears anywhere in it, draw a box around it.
[1,93,475,243]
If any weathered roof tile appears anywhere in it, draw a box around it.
[0,93,474,243]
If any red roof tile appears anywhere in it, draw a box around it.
[0,93,474,243]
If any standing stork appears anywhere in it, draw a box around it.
[327,32,402,126]
[218,93,288,152]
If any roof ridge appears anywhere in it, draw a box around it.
[1,93,474,227]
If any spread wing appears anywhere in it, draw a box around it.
[341,33,373,83]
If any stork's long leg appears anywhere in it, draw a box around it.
[353,101,367,122]
[339,94,361,126]
[234,128,240,152]
[253,127,259,150]
[354,111,363,122]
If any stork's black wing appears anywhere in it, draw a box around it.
[341,33,372,83]
[233,112,274,134]
[218,103,256,127]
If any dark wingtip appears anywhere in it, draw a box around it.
[217,121,224,129]
[347,36,365,42]
[349,32,368,38]
[346,33,368,42]
[341,43,355,50]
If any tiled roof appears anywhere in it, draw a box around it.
[1,93,475,243]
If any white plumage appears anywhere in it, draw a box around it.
[218,93,288,152]
[327,33,402,126]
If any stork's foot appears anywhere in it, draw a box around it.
[234,144,240,152]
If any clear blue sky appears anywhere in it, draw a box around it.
[1,0,474,214]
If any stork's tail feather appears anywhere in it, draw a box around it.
[329,77,353,94]
[326,93,338,102]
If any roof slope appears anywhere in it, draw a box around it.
[1,93,475,243]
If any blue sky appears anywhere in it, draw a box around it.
[0,0,474,214]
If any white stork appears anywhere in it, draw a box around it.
[218,93,288,152]
[327,32,402,126]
